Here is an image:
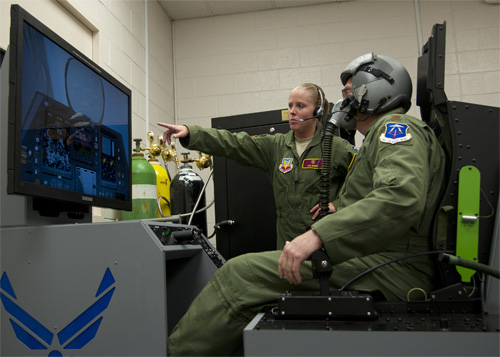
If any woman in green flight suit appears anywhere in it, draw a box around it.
[159,83,357,250]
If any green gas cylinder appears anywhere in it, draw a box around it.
[122,138,157,220]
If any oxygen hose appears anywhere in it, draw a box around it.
[439,253,500,279]
[318,121,337,220]
[154,199,214,222]
[188,169,213,226]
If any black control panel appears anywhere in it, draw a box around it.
[148,223,225,268]
[257,299,498,333]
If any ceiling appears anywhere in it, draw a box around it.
[157,0,348,21]
[158,0,499,21]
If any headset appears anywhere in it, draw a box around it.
[298,85,325,122]
[313,84,325,119]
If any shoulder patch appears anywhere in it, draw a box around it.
[279,158,294,173]
[343,139,358,153]
[380,122,412,144]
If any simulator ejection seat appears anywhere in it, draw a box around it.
[417,22,500,302]
[243,22,499,357]
[305,22,500,305]
[264,21,500,321]
[280,22,499,309]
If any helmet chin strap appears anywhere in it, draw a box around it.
[338,93,387,125]
[330,83,390,130]
[354,111,376,123]
[340,95,360,122]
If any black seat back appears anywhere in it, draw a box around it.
[417,22,500,289]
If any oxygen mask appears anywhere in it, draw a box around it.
[329,99,357,131]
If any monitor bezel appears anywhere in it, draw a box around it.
[6,4,132,213]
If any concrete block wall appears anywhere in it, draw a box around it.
[172,0,499,127]
[0,0,175,222]
[1,0,174,158]
[1,0,498,237]
[77,0,175,220]
[68,0,174,145]
[170,0,499,238]
[419,0,500,105]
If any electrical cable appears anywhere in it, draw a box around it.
[151,199,215,223]
[468,273,478,298]
[157,195,214,219]
[406,287,427,301]
[479,188,495,219]
[188,169,213,226]
[157,196,170,218]
[339,250,454,292]
[207,220,235,239]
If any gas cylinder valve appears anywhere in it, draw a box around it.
[179,152,212,171]
[141,132,162,160]
[161,140,179,166]
[133,138,143,153]
[195,151,213,170]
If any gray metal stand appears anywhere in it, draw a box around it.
[1,220,223,356]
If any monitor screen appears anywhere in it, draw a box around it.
[7,5,132,213]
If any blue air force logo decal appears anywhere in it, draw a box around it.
[279,158,293,173]
[1,268,116,356]
[380,123,412,144]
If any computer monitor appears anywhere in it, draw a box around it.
[4,5,132,221]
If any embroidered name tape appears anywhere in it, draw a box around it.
[302,159,323,169]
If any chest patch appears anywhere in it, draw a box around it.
[279,158,294,173]
[380,122,412,144]
[302,159,323,169]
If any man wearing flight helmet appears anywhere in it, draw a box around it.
[167,54,446,356]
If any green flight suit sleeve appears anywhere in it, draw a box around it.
[311,116,433,266]
[179,125,276,171]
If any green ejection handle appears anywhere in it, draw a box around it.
[456,166,480,283]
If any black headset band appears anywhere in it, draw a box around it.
[314,84,324,118]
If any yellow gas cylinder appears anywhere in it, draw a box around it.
[149,158,171,217]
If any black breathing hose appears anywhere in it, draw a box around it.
[318,122,337,219]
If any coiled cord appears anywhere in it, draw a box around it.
[318,122,337,219]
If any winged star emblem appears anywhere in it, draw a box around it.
[1,268,116,356]
[380,122,412,144]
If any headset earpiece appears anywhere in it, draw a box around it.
[313,85,324,118]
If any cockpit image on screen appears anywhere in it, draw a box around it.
[14,20,130,207]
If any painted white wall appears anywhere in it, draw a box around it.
[1,0,174,153]
[0,0,175,222]
[0,0,94,56]
[1,0,498,238]
[170,0,499,238]
[173,0,499,126]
